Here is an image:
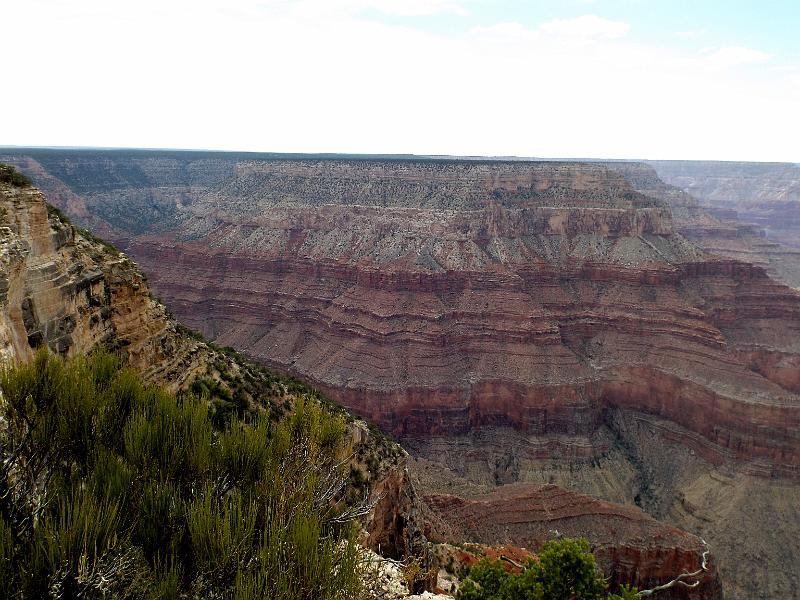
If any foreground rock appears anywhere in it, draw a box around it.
[0,172,431,590]
[424,484,721,599]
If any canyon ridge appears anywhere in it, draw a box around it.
[4,149,800,599]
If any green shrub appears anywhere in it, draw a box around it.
[0,348,365,599]
[0,164,32,188]
[456,538,637,600]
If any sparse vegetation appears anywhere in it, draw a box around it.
[76,225,121,256]
[0,349,365,599]
[456,538,639,600]
[0,164,32,188]
[46,202,71,224]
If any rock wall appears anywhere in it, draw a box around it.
[424,484,722,599]
[8,151,800,597]
[120,161,800,479]
[649,161,800,261]
[0,179,213,389]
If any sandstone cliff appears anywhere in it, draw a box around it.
[606,161,800,289]
[0,172,427,587]
[6,151,798,597]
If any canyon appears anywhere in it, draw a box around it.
[650,161,800,249]
[4,149,800,598]
[648,160,800,289]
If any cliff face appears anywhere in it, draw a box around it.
[0,178,214,389]
[609,162,800,289]
[0,175,429,588]
[7,151,800,597]
[425,484,722,599]
[125,160,800,474]
[649,161,800,284]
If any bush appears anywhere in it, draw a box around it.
[0,348,365,599]
[456,538,637,600]
[0,164,32,188]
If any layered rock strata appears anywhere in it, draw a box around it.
[0,176,211,388]
[0,175,425,587]
[425,484,722,599]
[6,152,800,597]
[608,162,800,288]
[123,160,800,475]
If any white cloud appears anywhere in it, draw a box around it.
[259,0,470,18]
[703,46,772,68]
[0,2,797,162]
[473,15,630,44]
[472,21,531,39]
[538,15,630,39]
[770,65,798,72]
[675,29,705,39]
[358,0,470,16]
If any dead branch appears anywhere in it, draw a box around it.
[637,539,710,597]
[500,555,524,569]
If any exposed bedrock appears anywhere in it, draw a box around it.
[424,483,722,599]
[129,238,800,478]
[7,155,800,598]
[608,161,800,289]
[122,160,800,479]
[0,180,233,392]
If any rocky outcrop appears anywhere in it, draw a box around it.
[0,178,213,389]
[425,484,722,599]
[607,161,800,289]
[8,151,800,597]
[0,173,432,590]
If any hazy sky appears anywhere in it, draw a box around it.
[3,0,799,161]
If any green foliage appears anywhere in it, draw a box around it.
[456,539,637,600]
[0,348,364,599]
[46,202,71,224]
[533,538,607,599]
[0,164,32,188]
[608,584,640,600]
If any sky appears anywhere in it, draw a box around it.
[2,0,799,162]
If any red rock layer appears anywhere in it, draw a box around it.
[128,161,800,477]
[424,484,722,599]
